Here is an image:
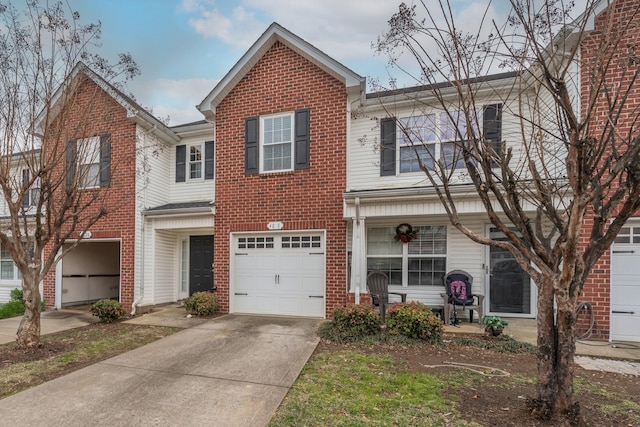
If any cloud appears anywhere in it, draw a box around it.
[131,77,219,125]
[182,0,397,60]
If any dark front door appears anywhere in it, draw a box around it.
[189,235,214,295]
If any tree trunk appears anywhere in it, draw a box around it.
[16,275,42,348]
[530,276,581,422]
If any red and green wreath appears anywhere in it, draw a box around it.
[394,223,418,243]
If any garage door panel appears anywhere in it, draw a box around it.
[232,233,325,318]
[611,315,640,342]
[611,230,640,342]
[611,287,640,306]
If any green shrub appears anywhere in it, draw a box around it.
[327,304,381,341]
[90,299,126,323]
[0,300,26,319]
[10,287,23,302]
[386,301,443,342]
[184,292,219,316]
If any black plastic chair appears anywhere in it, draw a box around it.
[442,270,484,325]
[366,271,407,322]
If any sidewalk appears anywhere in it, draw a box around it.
[2,306,639,362]
[0,307,98,345]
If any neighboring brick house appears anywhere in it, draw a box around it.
[197,23,364,317]
[577,0,640,341]
[36,63,191,311]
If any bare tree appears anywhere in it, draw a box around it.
[374,0,640,421]
[0,1,139,348]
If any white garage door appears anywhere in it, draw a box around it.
[610,225,640,342]
[232,233,325,317]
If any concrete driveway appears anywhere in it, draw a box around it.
[0,314,322,426]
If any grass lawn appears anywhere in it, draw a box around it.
[0,323,180,398]
[269,349,467,426]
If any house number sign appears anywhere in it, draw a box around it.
[267,221,284,230]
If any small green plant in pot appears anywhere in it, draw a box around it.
[483,315,509,336]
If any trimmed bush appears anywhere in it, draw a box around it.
[0,300,26,319]
[327,304,381,341]
[386,301,443,342]
[184,291,219,316]
[10,287,23,302]
[90,299,126,323]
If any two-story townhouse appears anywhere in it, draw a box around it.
[21,2,638,344]
[38,63,180,310]
[37,64,217,312]
[197,23,364,318]
[137,119,215,310]
[578,0,640,342]
[344,73,542,322]
[0,151,42,302]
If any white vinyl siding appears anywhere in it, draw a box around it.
[150,230,176,304]
[347,99,526,192]
[169,135,215,204]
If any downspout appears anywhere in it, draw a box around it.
[131,124,157,315]
[353,197,361,305]
[130,214,145,316]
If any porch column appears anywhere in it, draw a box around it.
[350,216,366,304]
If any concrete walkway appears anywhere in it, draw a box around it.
[0,314,322,427]
[0,308,98,345]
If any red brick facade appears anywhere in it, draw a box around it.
[579,0,640,338]
[42,75,137,309]
[213,41,348,317]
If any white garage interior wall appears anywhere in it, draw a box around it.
[61,241,120,306]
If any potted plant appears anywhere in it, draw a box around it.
[482,316,509,337]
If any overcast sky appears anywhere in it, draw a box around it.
[64,0,586,126]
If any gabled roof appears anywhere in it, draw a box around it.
[38,62,179,144]
[197,22,365,120]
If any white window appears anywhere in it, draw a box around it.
[261,113,293,172]
[0,245,20,280]
[78,136,101,188]
[615,226,640,244]
[189,144,203,180]
[180,239,188,293]
[367,225,447,286]
[238,236,275,249]
[21,169,40,207]
[399,111,475,173]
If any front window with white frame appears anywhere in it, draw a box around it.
[367,225,447,286]
[0,244,21,280]
[78,136,101,188]
[189,143,203,180]
[399,111,475,173]
[261,112,293,172]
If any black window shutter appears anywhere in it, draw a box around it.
[245,116,259,175]
[483,104,502,160]
[380,118,396,176]
[294,108,310,170]
[99,133,111,187]
[66,139,77,192]
[22,169,29,207]
[175,145,186,182]
[205,141,214,180]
